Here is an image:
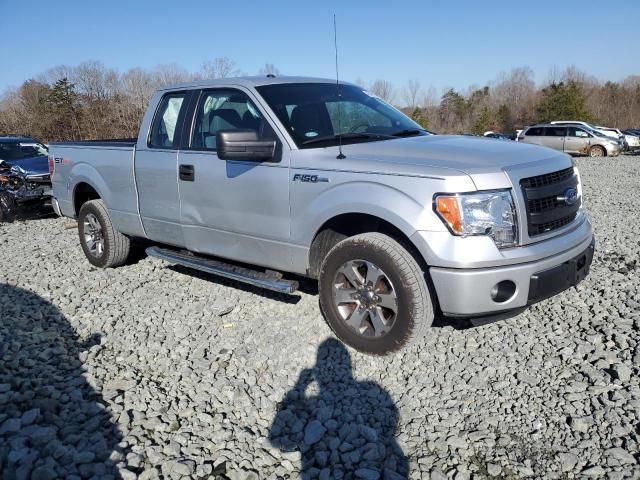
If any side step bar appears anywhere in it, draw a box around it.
[146,247,299,294]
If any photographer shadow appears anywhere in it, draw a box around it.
[0,284,128,479]
[269,338,408,479]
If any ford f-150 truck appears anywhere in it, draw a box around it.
[50,76,594,355]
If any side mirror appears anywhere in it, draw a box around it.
[216,129,275,161]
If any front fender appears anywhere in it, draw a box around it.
[291,174,458,248]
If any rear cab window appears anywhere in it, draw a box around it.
[148,92,187,149]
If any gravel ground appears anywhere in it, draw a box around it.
[0,155,639,480]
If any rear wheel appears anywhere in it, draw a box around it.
[589,145,605,157]
[78,199,130,268]
[319,233,433,355]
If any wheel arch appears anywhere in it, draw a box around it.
[307,212,429,279]
[73,182,101,216]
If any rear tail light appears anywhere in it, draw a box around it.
[48,155,55,178]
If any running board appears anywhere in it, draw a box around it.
[146,247,299,294]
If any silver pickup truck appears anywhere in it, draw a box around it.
[50,76,594,355]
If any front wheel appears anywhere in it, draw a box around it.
[0,191,16,223]
[78,199,130,268]
[589,145,605,157]
[319,233,433,355]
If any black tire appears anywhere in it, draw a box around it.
[589,145,606,157]
[319,233,433,355]
[77,199,130,268]
[0,191,16,223]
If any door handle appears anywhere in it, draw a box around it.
[179,164,195,181]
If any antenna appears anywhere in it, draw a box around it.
[334,14,346,159]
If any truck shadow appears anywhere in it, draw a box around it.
[164,265,520,331]
[269,338,409,479]
[0,284,128,479]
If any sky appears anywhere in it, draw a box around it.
[1,0,638,98]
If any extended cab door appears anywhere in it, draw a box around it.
[177,88,292,270]
[135,91,190,246]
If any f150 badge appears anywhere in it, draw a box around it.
[293,174,329,183]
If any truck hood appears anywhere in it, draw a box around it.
[343,134,571,177]
[4,155,49,176]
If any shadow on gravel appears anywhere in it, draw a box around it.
[269,338,408,479]
[0,284,128,479]
[432,307,527,330]
[0,207,56,224]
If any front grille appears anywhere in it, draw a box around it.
[528,195,561,213]
[520,167,574,188]
[528,215,576,236]
[520,167,580,237]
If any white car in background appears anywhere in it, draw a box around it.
[622,130,640,151]
[597,126,639,151]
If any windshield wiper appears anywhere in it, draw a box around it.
[301,132,394,146]
[390,128,427,137]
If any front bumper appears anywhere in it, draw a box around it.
[430,235,595,316]
[606,144,622,156]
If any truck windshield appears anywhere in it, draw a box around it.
[256,83,428,149]
[0,142,48,161]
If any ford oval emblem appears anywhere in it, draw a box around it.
[561,187,578,205]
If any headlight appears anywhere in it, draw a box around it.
[434,190,518,248]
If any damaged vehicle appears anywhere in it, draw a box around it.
[0,136,52,222]
[519,124,621,157]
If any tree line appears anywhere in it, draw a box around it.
[368,66,640,134]
[0,60,638,142]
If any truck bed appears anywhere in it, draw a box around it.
[49,139,144,236]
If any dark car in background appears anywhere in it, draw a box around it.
[0,136,52,221]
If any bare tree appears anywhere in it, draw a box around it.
[353,77,367,89]
[493,67,537,126]
[72,61,116,100]
[258,63,280,76]
[402,79,421,107]
[370,79,394,103]
[151,64,194,88]
[561,65,590,85]
[419,85,438,108]
[200,57,239,79]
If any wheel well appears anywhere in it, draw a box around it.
[74,183,100,216]
[308,213,427,279]
[592,144,607,156]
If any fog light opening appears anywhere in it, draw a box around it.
[491,280,516,303]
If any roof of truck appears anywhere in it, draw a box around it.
[159,76,355,92]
